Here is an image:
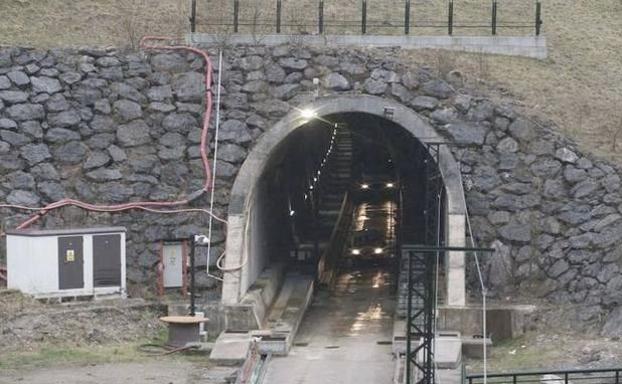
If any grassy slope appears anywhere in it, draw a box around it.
[0,0,621,161]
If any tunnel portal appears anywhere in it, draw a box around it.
[222,95,467,313]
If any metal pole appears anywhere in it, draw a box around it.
[616,370,620,384]
[535,1,542,36]
[206,50,223,281]
[233,0,239,33]
[491,1,497,36]
[404,0,411,35]
[190,0,197,32]
[482,286,487,384]
[189,235,196,316]
[318,0,324,34]
[406,252,413,384]
[276,0,282,33]
[361,0,367,34]
[448,1,454,36]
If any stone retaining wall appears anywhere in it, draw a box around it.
[1,45,621,327]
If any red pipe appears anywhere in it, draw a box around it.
[13,36,216,230]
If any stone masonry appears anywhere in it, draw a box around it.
[1,45,622,326]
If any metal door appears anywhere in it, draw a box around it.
[163,243,184,288]
[93,234,121,287]
[58,236,84,290]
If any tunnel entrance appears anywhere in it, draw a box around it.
[223,95,467,316]
[251,112,444,280]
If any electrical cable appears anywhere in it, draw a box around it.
[433,191,442,384]
[0,37,240,292]
[459,170,488,384]
[206,49,224,280]
[137,342,197,356]
[0,36,228,237]
[215,199,252,272]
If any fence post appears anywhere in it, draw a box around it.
[404,0,411,35]
[361,0,367,34]
[189,0,197,32]
[491,1,497,35]
[564,373,569,384]
[535,1,542,36]
[276,0,282,33]
[616,371,620,384]
[233,0,239,33]
[318,0,324,34]
[448,1,454,35]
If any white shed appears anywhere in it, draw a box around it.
[6,227,127,298]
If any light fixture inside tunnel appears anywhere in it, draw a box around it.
[361,183,370,190]
[300,108,317,119]
[386,182,394,188]
[374,248,383,254]
[351,249,361,255]
[289,210,295,217]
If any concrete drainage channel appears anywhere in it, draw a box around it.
[208,273,316,382]
[235,341,272,384]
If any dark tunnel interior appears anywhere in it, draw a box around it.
[247,112,446,285]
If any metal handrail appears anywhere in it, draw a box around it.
[466,367,622,384]
[317,191,352,285]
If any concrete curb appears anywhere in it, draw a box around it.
[187,34,548,59]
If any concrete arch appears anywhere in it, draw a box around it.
[222,94,467,306]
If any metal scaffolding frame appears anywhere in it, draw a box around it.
[404,245,494,384]
[404,136,492,384]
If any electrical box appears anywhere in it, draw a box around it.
[162,242,185,288]
[6,227,127,298]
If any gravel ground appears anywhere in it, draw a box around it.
[0,361,203,384]
[0,290,166,353]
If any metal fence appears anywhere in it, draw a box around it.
[466,367,622,384]
[188,0,542,36]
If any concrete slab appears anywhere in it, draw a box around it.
[392,318,406,355]
[263,267,397,384]
[209,331,251,365]
[462,336,492,359]
[437,364,463,384]
[435,337,462,370]
[436,304,536,342]
[253,273,315,355]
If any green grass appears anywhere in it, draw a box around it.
[0,327,209,372]
[0,344,145,371]
[464,332,574,374]
[0,329,159,370]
